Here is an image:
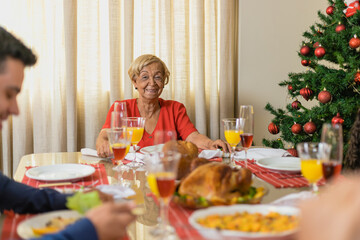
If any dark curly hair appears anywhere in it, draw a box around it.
[0,26,37,73]
[344,109,360,170]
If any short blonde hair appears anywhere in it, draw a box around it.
[128,54,170,85]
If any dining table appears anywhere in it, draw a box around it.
[0,151,312,240]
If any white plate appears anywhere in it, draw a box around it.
[189,204,299,240]
[140,144,164,154]
[17,210,82,239]
[256,157,301,174]
[26,164,95,182]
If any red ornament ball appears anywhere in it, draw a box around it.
[318,90,332,104]
[355,72,360,84]
[268,123,280,135]
[349,37,360,49]
[291,100,301,110]
[300,46,310,56]
[304,121,317,134]
[300,87,314,101]
[313,42,320,48]
[335,24,346,33]
[288,85,293,92]
[315,46,326,58]
[332,113,344,125]
[326,6,335,15]
[291,123,302,134]
[287,148,298,157]
[301,59,310,66]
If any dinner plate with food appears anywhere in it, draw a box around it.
[189,204,299,240]
[17,210,82,239]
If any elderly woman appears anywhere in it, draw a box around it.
[96,54,230,157]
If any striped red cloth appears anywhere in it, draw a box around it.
[168,201,204,240]
[236,159,325,188]
[22,163,108,189]
[1,212,32,240]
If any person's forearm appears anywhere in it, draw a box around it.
[186,132,212,149]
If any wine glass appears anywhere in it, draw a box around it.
[154,151,181,238]
[106,128,132,166]
[123,117,146,168]
[321,123,343,182]
[154,130,177,150]
[111,102,127,129]
[222,118,244,167]
[239,105,254,168]
[297,142,331,193]
[144,152,162,236]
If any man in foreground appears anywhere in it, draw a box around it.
[0,26,135,239]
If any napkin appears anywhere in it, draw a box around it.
[234,148,292,160]
[124,153,145,163]
[198,149,223,159]
[81,148,99,157]
[96,184,135,200]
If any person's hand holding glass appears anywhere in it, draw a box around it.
[239,105,254,168]
[222,118,243,166]
[321,123,343,182]
[297,142,331,193]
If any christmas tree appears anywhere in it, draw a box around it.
[263,0,360,158]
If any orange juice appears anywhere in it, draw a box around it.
[224,130,243,147]
[301,159,323,183]
[127,127,144,145]
[147,173,159,197]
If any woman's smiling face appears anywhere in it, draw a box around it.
[133,62,164,101]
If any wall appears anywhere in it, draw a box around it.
[238,0,328,147]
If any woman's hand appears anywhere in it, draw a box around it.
[96,129,111,158]
[186,132,231,152]
[207,139,232,153]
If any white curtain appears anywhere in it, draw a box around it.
[0,0,238,177]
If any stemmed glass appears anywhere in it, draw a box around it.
[111,102,127,129]
[239,105,254,168]
[320,123,343,182]
[222,118,243,166]
[106,128,132,166]
[154,151,181,238]
[124,117,146,168]
[297,142,331,193]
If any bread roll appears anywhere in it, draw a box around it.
[162,140,198,179]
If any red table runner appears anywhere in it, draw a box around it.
[1,212,32,240]
[236,159,325,188]
[22,163,108,189]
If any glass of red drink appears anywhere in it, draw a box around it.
[154,151,181,238]
[321,123,343,182]
[239,105,254,168]
[107,128,132,165]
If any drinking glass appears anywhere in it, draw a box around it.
[144,153,162,236]
[154,151,181,238]
[107,128,132,166]
[123,117,146,168]
[111,102,127,129]
[239,105,254,168]
[297,142,331,192]
[154,130,177,149]
[321,123,343,182]
[222,118,244,166]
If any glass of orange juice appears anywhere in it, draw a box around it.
[123,117,146,168]
[297,142,331,192]
[222,118,244,166]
